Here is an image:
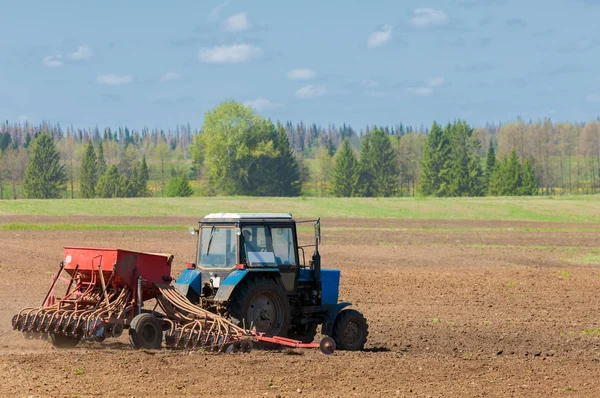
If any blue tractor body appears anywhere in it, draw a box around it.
[174,213,368,350]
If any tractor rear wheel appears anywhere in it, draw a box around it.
[49,333,80,349]
[228,277,290,337]
[129,313,163,349]
[332,309,368,351]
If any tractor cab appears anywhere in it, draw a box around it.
[175,213,368,351]
[192,213,300,295]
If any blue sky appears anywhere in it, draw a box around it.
[2,0,600,130]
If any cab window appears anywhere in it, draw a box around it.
[272,227,296,266]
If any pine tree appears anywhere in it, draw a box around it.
[329,139,357,197]
[96,165,126,198]
[23,132,67,199]
[137,155,150,196]
[273,124,302,196]
[97,139,107,176]
[368,127,399,196]
[353,135,374,197]
[165,174,194,197]
[519,158,538,195]
[505,149,522,195]
[488,162,504,196]
[445,121,485,197]
[418,121,449,196]
[485,139,496,182]
[79,141,98,198]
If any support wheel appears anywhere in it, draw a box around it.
[49,333,80,349]
[228,277,291,337]
[129,313,163,349]
[332,309,368,351]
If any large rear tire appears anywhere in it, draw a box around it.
[129,313,163,350]
[228,277,291,337]
[332,309,368,351]
[49,333,80,348]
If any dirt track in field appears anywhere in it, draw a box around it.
[1,216,600,397]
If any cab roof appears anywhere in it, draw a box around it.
[201,213,294,223]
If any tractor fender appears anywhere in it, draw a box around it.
[321,302,352,336]
[213,269,284,304]
[174,268,202,297]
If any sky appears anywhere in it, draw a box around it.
[1,0,600,130]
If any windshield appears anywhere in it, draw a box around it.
[198,226,237,268]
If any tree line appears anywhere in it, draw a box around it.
[1,102,599,199]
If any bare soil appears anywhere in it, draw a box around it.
[1,217,599,397]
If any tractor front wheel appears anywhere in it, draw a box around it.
[129,313,163,349]
[49,333,80,349]
[228,277,291,337]
[332,309,368,351]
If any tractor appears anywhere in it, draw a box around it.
[174,213,369,350]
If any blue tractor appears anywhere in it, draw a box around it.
[174,213,368,350]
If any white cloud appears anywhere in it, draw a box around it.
[199,43,262,64]
[407,77,445,96]
[367,25,392,48]
[43,56,63,68]
[67,45,93,61]
[243,97,283,111]
[208,0,230,22]
[586,93,600,102]
[295,85,329,99]
[407,87,433,96]
[410,8,449,28]
[222,12,251,32]
[287,68,316,80]
[426,77,445,87]
[361,79,380,88]
[160,72,180,82]
[96,74,133,86]
[18,115,29,123]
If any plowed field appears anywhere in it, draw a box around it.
[1,216,599,397]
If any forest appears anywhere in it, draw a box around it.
[1,100,599,199]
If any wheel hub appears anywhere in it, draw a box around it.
[341,321,361,345]
[248,294,280,333]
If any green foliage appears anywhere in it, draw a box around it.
[353,134,374,197]
[485,139,496,183]
[79,141,98,198]
[353,128,400,197]
[95,165,127,198]
[96,139,107,176]
[314,146,332,196]
[367,127,400,196]
[164,174,194,197]
[445,121,485,197]
[202,101,301,196]
[519,158,538,195]
[189,133,205,179]
[138,155,150,196]
[329,139,358,197]
[419,121,484,197]
[23,132,67,199]
[0,132,11,152]
[271,124,302,196]
[489,149,539,196]
[419,121,450,196]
